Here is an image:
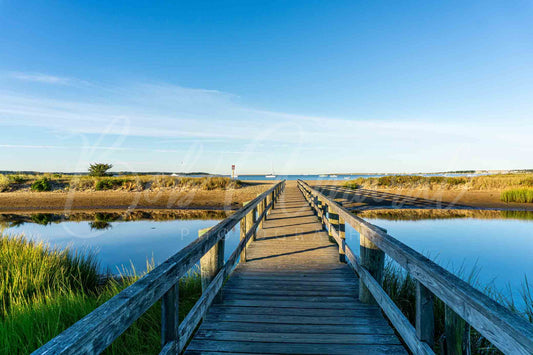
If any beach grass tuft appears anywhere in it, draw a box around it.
[0,232,202,354]
[501,188,533,203]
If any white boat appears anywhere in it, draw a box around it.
[329,175,338,178]
[265,163,276,178]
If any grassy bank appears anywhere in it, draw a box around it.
[501,188,533,203]
[0,233,201,354]
[382,261,533,354]
[0,174,242,193]
[344,173,533,191]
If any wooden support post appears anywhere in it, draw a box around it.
[328,211,338,244]
[445,306,471,355]
[247,207,256,241]
[317,198,323,220]
[161,282,179,350]
[199,227,224,302]
[416,281,435,348]
[359,231,385,304]
[256,194,264,228]
[339,216,346,263]
[266,193,272,216]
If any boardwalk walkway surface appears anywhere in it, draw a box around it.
[185,183,406,354]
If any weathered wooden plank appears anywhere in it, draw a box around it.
[221,294,357,303]
[222,288,357,297]
[222,281,357,292]
[198,321,397,335]
[218,299,369,309]
[204,313,391,326]
[299,180,533,354]
[185,340,407,354]
[193,329,402,345]
[208,305,381,317]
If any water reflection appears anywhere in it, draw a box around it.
[0,210,237,275]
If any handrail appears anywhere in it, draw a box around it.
[297,179,533,355]
[34,180,286,355]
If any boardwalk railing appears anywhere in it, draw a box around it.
[297,180,533,355]
[34,180,285,355]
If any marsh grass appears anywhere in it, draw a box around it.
[382,260,533,354]
[0,175,9,192]
[344,173,533,191]
[501,188,533,203]
[0,232,202,354]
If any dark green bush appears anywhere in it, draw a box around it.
[8,175,25,184]
[31,177,52,192]
[94,178,131,190]
[95,178,120,190]
[88,163,113,177]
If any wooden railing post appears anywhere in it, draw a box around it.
[339,216,346,263]
[199,227,224,302]
[250,206,257,240]
[444,306,471,355]
[416,281,435,348]
[359,231,385,304]
[321,202,328,232]
[240,201,250,263]
[161,282,179,352]
[328,211,338,244]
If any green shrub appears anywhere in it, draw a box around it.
[95,178,120,190]
[501,188,533,203]
[88,163,113,177]
[8,175,25,184]
[31,177,52,192]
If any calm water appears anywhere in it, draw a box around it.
[2,213,531,302]
[2,219,240,275]
[345,217,533,301]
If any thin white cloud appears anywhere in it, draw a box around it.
[9,72,75,85]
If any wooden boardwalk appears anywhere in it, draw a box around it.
[185,184,406,354]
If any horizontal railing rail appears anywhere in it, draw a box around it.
[34,180,286,355]
[297,179,533,355]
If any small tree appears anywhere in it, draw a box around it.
[88,163,113,177]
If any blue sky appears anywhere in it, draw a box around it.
[1,1,532,174]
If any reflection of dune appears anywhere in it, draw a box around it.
[358,209,533,221]
[0,209,231,226]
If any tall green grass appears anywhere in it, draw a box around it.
[0,232,202,354]
[501,188,533,203]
